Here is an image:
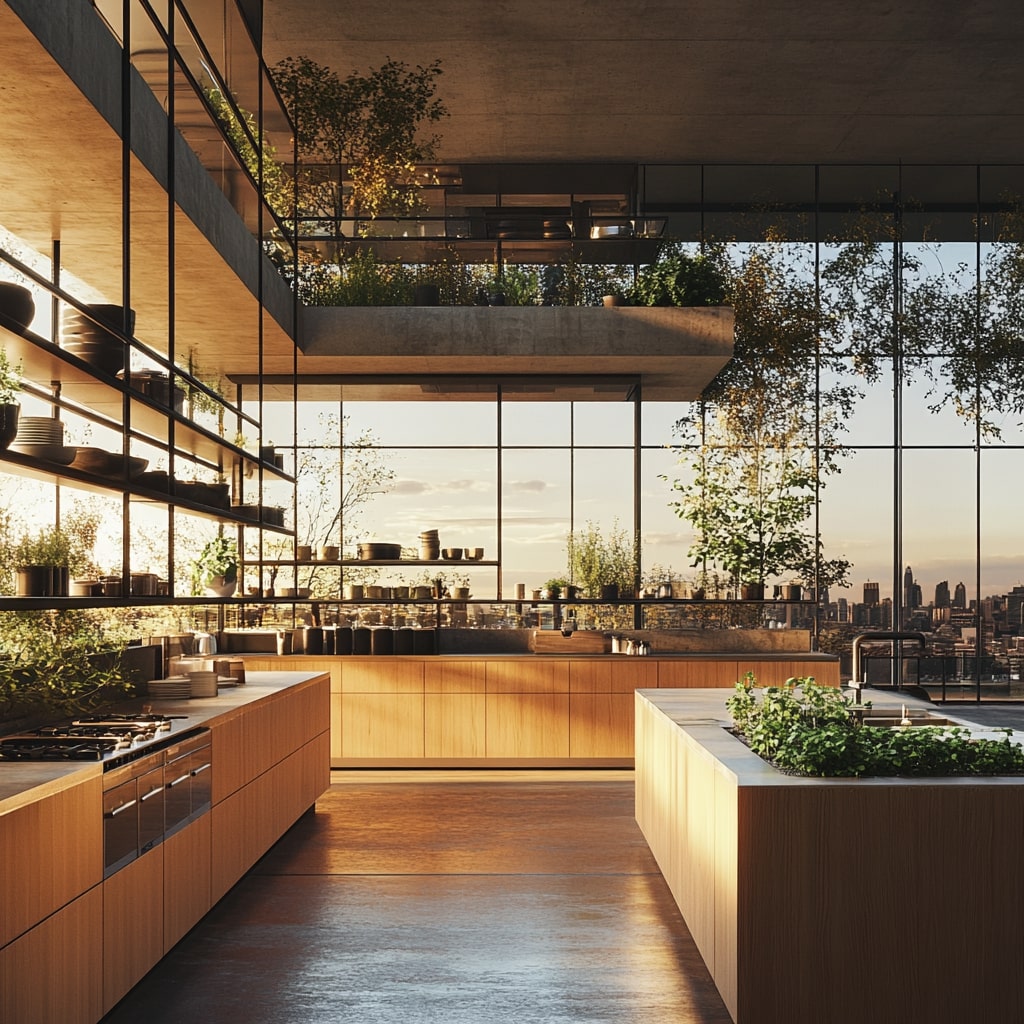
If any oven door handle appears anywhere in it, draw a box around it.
[140,785,164,802]
[191,762,211,777]
[168,772,190,788]
[106,799,137,818]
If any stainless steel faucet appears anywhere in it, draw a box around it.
[849,631,928,699]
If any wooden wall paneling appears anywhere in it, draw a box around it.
[163,815,212,952]
[340,659,425,693]
[0,888,103,1024]
[425,694,487,757]
[485,694,570,757]
[102,847,164,1012]
[0,775,103,948]
[568,693,634,757]
[485,659,570,693]
[341,693,426,758]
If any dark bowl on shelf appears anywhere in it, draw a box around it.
[358,542,402,560]
[134,470,170,491]
[0,282,36,335]
[61,339,125,376]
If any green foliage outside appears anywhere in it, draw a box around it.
[727,674,1024,777]
[0,347,22,405]
[566,518,639,598]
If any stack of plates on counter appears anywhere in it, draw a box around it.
[189,670,219,697]
[147,676,192,699]
[11,416,76,464]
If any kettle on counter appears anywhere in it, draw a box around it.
[194,631,217,656]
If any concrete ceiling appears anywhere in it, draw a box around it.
[262,0,1024,166]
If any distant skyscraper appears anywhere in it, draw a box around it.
[864,582,880,607]
[953,582,967,609]
[935,580,950,608]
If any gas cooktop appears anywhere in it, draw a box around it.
[0,710,190,766]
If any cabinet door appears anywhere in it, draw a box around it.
[570,693,635,758]
[0,888,103,1024]
[657,659,740,688]
[486,694,570,758]
[425,694,486,757]
[164,814,212,951]
[341,694,425,757]
[0,774,103,948]
[103,847,164,1012]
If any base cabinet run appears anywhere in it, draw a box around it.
[246,654,837,767]
[0,672,331,1024]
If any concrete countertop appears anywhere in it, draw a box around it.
[0,671,327,813]
[638,687,1023,788]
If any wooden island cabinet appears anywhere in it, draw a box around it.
[242,653,838,768]
[0,671,330,1024]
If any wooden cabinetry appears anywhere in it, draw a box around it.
[0,673,330,1024]
[103,847,165,1012]
[0,773,102,949]
[0,888,103,1024]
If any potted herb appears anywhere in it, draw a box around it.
[13,526,73,596]
[0,348,22,450]
[542,577,568,600]
[191,536,239,597]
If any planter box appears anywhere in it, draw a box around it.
[635,688,1024,1024]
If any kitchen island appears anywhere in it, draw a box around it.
[239,652,838,767]
[634,688,1024,1024]
[0,670,330,1024]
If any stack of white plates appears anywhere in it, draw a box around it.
[148,676,192,699]
[11,416,76,464]
[189,670,219,697]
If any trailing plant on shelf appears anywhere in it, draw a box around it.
[191,536,239,597]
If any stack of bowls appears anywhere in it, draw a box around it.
[11,415,75,464]
[60,304,134,376]
[419,529,439,560]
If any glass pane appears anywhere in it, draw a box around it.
[502,401,571,446]
[572,402,634,447]
[500,448,571,588]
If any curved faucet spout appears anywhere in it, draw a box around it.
[850,631,928,691]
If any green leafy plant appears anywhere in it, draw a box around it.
[728,675,1024,777]
[0,609,134,721]
[0,348,22,405]
[632,243,730,307]
[272,55,447,249]
[14,526,74,568]
[567,518,639,598]
[191,536,239,595]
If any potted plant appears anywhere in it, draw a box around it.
[566,519,639,599]
[0,348,22,450]
[191,536,239,597]
[542,577,568,600]
[13,526,73,596]
[451,573,471,600]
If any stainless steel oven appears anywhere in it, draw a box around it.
[101,726,211,877]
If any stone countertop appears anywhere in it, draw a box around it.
[0,671,327,814]
[638,687,1024,788]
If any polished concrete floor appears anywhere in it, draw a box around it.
[101,770,731,1024]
